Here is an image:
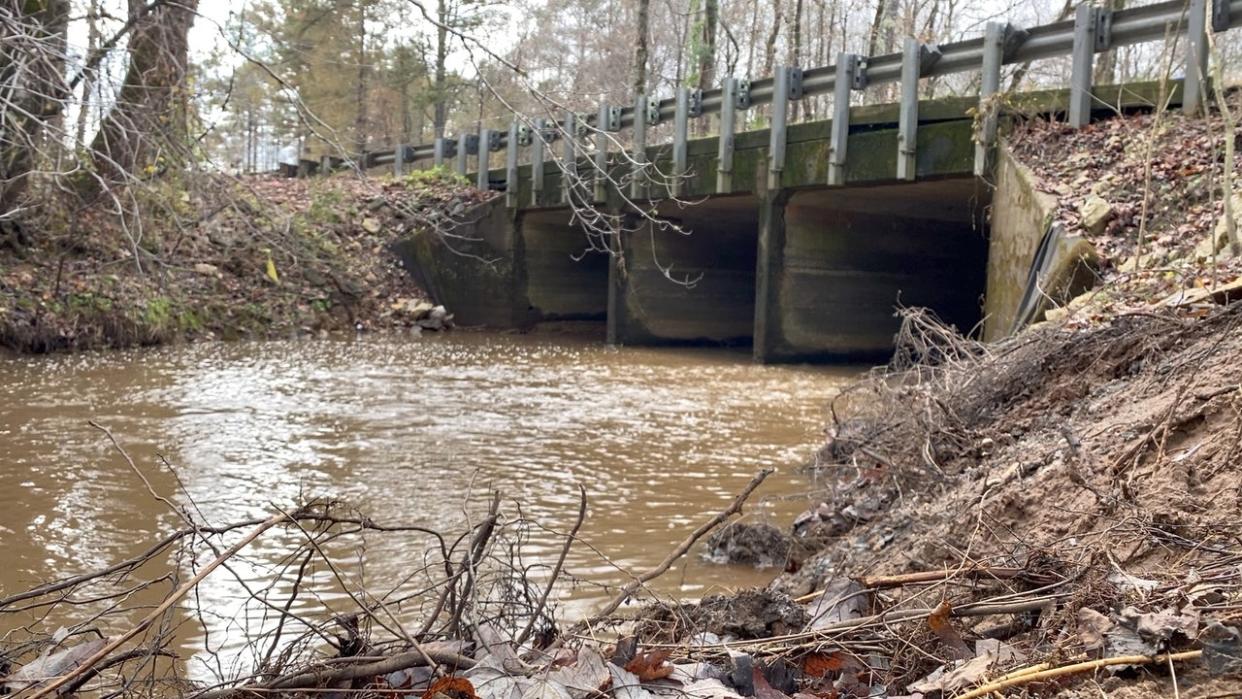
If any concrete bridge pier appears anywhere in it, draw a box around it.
[608,197,759,346]
[754,179,990,362]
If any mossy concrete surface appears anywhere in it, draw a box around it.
[391,196,529,328]
[756,180,990,362]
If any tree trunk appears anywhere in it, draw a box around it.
[433,0,449,138]
[763,0,784,76]
[75,0,102,149]
[1,0,70,221]
[353,1,370,160]
[788,0,803,119]
[632,0,651,95]
[698,0,718,91]
[90,0,200,180]
[866,0,885,58]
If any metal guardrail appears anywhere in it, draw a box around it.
[328,0,1240,204]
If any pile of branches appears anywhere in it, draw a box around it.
[728,303,1242,695]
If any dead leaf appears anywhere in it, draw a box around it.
[547,648,611,699]
[623,649,673,681]
[806,578,868,630]
[4,638,110,692]
[422,676,479,699]
[927,601,972,660]
[679,679,745,699]
[800,652,846,678]
[1077,608,1113,652]
[608,664,655,699]
[752,666,790,699]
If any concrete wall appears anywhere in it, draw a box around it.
[609,197,759,345]
[984,146,1057,340]
[401,179,996,362]
[756,179,990,362]
[518,210,609,321]
[391,197,528,327]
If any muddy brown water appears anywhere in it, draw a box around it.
[0,329,857,680]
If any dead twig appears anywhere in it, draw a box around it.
[955,650,1203,699]
[587,468,773,622]
[516,485,587,647]
[22,512,291,699]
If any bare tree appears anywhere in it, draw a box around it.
[633,0,651,95]
[91,0,202,179]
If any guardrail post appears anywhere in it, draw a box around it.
[631,93,648,199]
[1184,0,1209,115]
[1069,5,1099,128]
[768,65,789,191]
[433,138,447,167]
[456,133,469,177]
[477,128,491,190]
[897,40,941,181]
[506,121,519,207]
[393,144,405,177]
[975,22,1005,176]
[828,54,861,186]
[717,77,738,193]
[532,118,546,205]
[673,88,689,197]
[562,111,577,204]
[595,104,609,203]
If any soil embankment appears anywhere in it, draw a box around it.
[0,173,486,353]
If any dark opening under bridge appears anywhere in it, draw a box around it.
[368,0,1238,362]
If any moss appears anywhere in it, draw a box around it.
[141,296,174,329]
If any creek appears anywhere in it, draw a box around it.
[0,329,856,677]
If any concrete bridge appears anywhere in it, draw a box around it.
[396,85,1169,361]
[378,0,1239,362]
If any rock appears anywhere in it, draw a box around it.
[635,590,808,642]
[703,522,792,568]
[1202,621,1242,676]
[361,217,382,234]
[1079,195,1113,235]
[193,262,219,275]
[416,305,454,331]
[1202,193,1242,258]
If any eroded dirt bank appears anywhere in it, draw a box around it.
[0,173,486,353]
[647,100,1242,697]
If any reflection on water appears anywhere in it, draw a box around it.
[0,329,856,677]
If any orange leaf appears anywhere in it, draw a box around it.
[800,652,846,678]
[422,676,478,699]
[624,649,675,681]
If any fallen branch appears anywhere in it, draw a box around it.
[954,650,1204,699]
[516,484,587,647]
[792,567,1042,602]
[194,647,477,699]
[650,595,1062,654]
[23,512,291,699]
[864,566,1054,590]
